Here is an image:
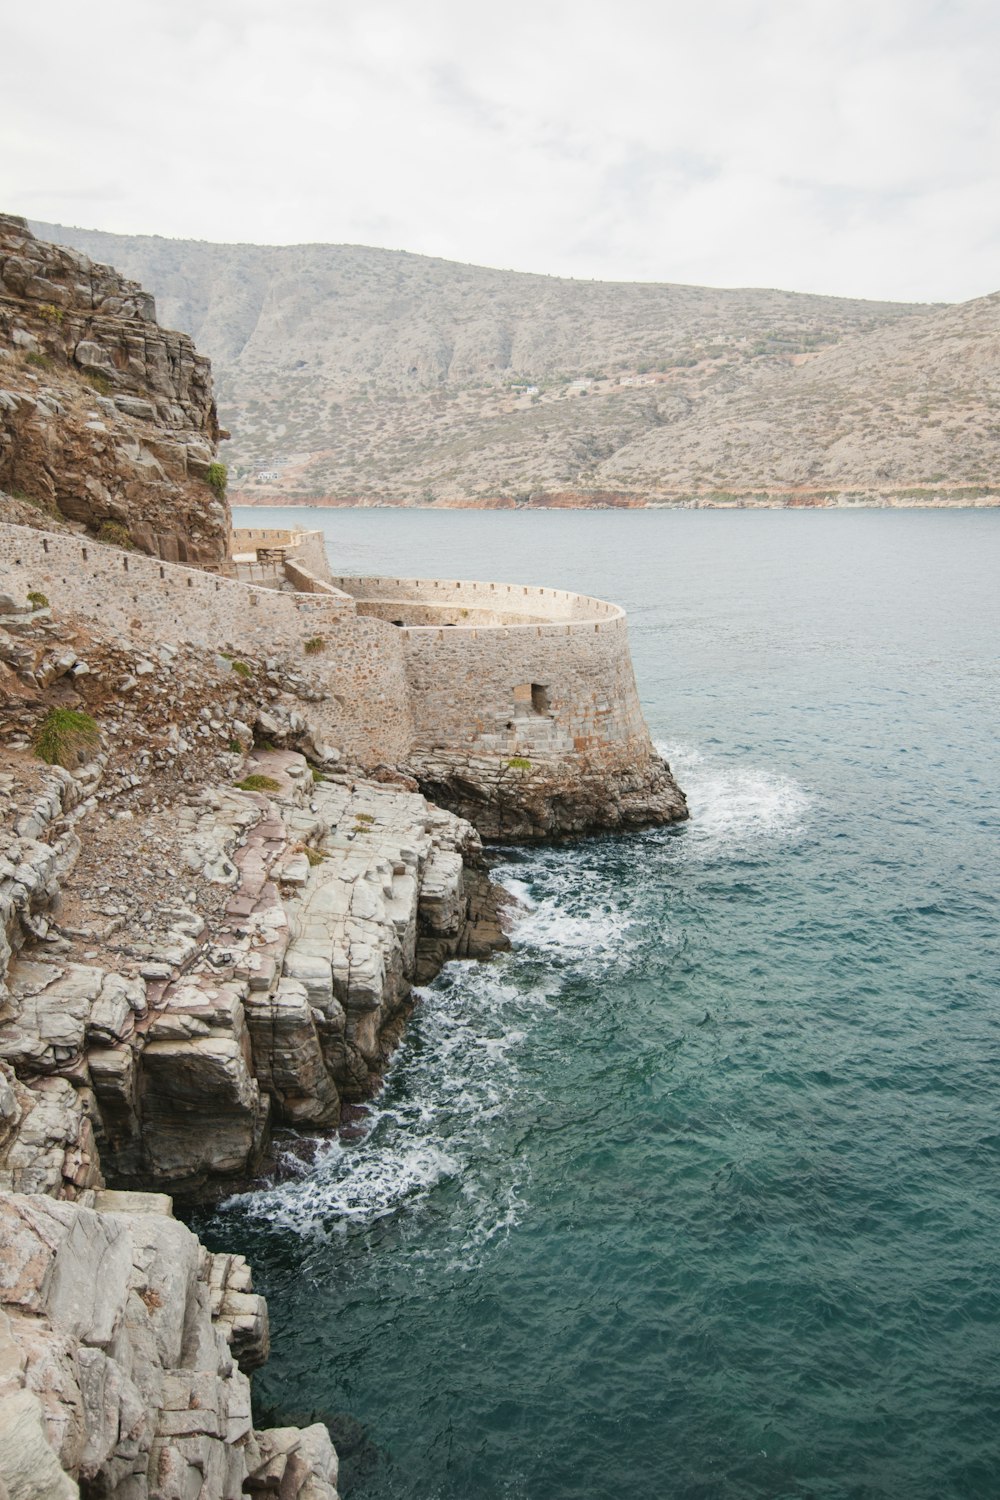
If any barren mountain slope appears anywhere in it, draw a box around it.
[33,222,995,506]
[598,291,1000,497]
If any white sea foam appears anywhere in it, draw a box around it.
[225,741,807,1249]
[658,740,811,850]
[498,867,632,967]
[225,962,537,1250]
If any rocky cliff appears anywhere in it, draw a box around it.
[0,574,509,1498]
[0,216,228,567]
[0,303,510,1495]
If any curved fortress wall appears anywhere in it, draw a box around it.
[330,575,654,765]
[2,523,682,835]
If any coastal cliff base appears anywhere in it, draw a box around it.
[409,749,688,841]
[0,710,507,1498]
[0,1188,339,1500]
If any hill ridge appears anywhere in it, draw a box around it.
[30,221,998,508]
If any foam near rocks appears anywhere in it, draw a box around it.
[657,741,811,851]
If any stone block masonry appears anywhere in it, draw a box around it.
[330,574,651,762]
[325,572,687,839]
[0,523,414,765]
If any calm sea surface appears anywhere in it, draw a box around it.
[203,507,1000,1499]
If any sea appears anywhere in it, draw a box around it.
[199,505,1000,1499]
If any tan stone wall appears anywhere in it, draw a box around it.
[332,574,622,624]
[0,525,414,764]
[233,527,334,584]
[332,575,652,763]
[2,529,651,769]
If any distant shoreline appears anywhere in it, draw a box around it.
[231,490,1000,511]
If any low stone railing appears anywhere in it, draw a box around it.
[329,574,624,632]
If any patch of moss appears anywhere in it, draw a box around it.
[229,660,251,678]
[32,708,100,768]
[96,520,133,549]
[206,462,228,498]
[27,591,49,609]
[235,774,281,792]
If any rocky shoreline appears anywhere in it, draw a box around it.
[0,734,509,1499]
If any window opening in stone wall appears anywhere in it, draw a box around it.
[514,683,551,715]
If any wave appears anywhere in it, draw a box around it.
[221,962,539,1256]
[499,872,632,967]
[220,739,808,1250]
[658,740,811,850]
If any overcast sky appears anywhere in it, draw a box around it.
[3,0,997,303]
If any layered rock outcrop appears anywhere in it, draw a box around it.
[0,216,227,568]
[0,583,507,1499]
[0,1188,339,1500]
[410,748,687,841]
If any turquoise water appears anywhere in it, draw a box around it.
[207,508,1000,1498]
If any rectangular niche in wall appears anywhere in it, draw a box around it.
[514,683,550,715]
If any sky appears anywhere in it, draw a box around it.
[3,0,998,303]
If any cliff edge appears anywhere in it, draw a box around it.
[0,216,228,568]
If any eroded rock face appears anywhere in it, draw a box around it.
[0,215,228,569]
[410,748,689,841]
[0,740,507,1204]
[0,1189,340,1500]
[0,734,510,1498]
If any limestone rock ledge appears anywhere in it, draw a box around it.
[409,749,688,841]
[0,1188,339,1500]
[0,743,509,1499]
[0,749,508,1204]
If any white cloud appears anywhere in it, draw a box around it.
[1,0,998,300]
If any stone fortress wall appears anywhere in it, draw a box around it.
[331,573,651,762]
[2,518,661,791]
[0,523,414,764]
[228,528,656,768]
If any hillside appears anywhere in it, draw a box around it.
[31,222,999,507]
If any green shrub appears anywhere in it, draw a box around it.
[229,659,251,678]
[96,520,133,549]
[206,462,228,498]
[303,636,325,655]
[507,756,532,771]
[228,739,243,754]
[37,303,64,326]
[32,708,100,768]
[27,591,49,609]
[311,768,325,783]
[235,774,281,792]
[82,370,112,396]
[23,352,52,372]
